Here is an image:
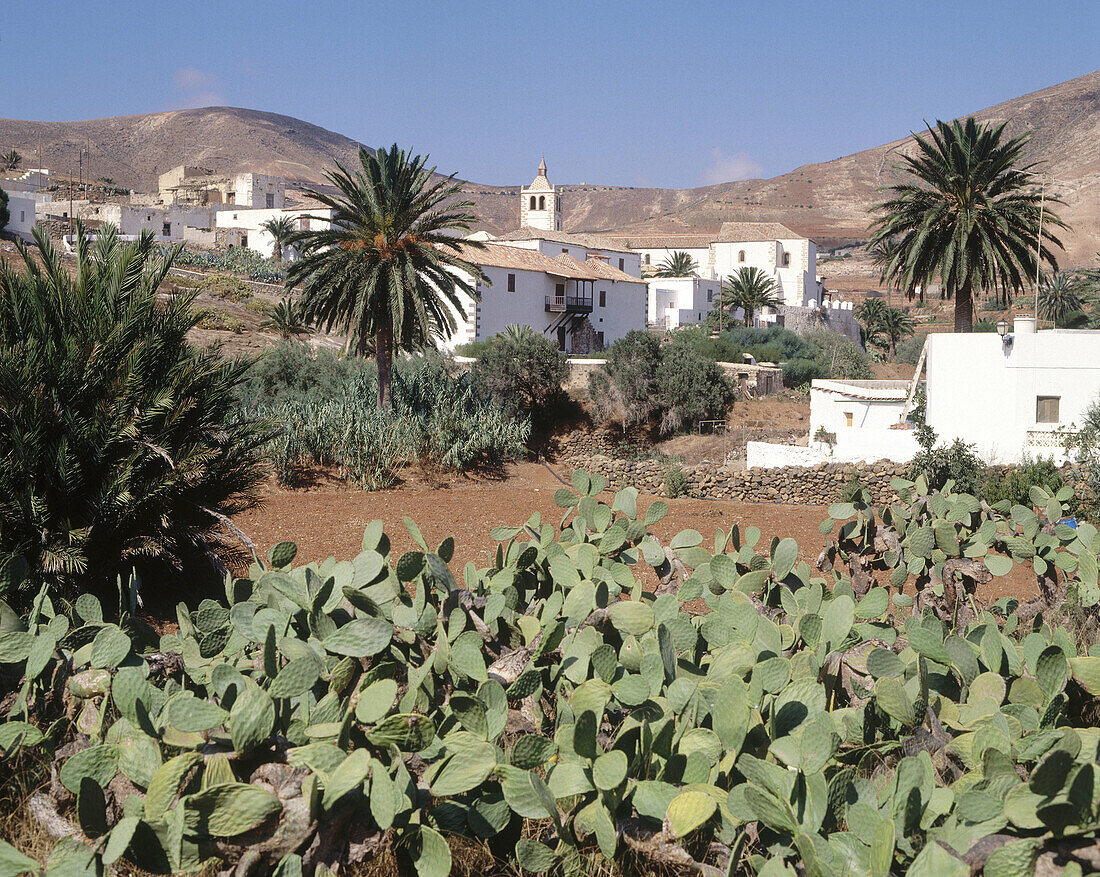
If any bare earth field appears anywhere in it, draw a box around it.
[235,461,1039,605]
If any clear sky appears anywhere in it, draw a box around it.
[2,0,1098,189]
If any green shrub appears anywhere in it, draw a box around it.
[908,437,986,494]
[806,329,873,380]
[983,458,1066,510]
[721,324,818,360]
[195,310,247,333]
[165,244,284,283]
[664,325,743,363]
[237,342,377,409]
[895,333,926,365]
[0,228,272,606]
[782,357,828,387]
[470,325,569,417]
[663,463,689,497]
[656,344,736,434]
[588,330,661,427]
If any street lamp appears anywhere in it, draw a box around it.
[996,318,1009,337]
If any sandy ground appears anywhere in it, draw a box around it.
[235,462,1040,604]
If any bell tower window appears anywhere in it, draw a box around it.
[529,196,537,210]
[539,196,545,210]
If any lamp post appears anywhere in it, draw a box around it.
[996,318,1009,337]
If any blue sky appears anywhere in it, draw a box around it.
[2,0,1098,188]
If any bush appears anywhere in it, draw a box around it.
[165,244,285,283]
[895,333,926,365]
[663,463,689,497]
[656,345,736,434]
[983,457,1067,511]
[0,229,272,606]
[247,354,530,487]
[590,331,734,434]
[908,437,986,494]
[470,325,569,417]
[782,357,828,387]
[664,325,743,363]
[721,324,818,360]
[806,329,873,380]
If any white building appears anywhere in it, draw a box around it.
[647,276,726,330]
[158,167,286,209]
[37,200,223,242]
[493,227,642,278]
[214,207,336,259]
[1,189,43,239]
[446,242,647,354]
[925,318,1100,465]
[618,222,825,308]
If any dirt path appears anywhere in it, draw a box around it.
[235,462,1040,604]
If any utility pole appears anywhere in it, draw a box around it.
[68,169,74,241]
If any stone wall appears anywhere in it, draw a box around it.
[559,453,909,504]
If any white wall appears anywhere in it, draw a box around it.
[807,380,919,463]
[647,277,724,328]
[2,190,40,238]
[215,207,335,258]
[747,431,919,468]
[502,238,642,278]
[445,264,646,354]
[927,329,1100,464]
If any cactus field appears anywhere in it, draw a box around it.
[2,471,1100,875]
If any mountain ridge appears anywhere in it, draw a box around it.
[2,69,1098,262]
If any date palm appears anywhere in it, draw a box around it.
[871,118,1068,332]
[287,145,486,408]
[260,297,311,339]
[878,307,915,358]
[854,297,887,336]
[1038,271,1087,328]
[720,266,782,327]
[261,215,298,264]
[655,251,699,277]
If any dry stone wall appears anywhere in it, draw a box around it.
[559,453,909,505]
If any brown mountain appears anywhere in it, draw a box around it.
[2,69,1098,263]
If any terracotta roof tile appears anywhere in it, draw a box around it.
[454,242,642,283]
[716,221,805,241]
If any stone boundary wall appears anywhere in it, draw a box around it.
[559,453,1092,508]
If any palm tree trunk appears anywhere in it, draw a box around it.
[954,280,974,333]
[375,321,394,409]
[272,240,282,265]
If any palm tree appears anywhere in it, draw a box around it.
[286,145,486,408]
[878,307,915,358]
[1038,271,1087,328]
[854,297,888,347]
[260,297,311,339]
[261,215,298,264]
[655,251,699,277]
[870,118,1068,332]
[2,149,20,171]
[720,266,782,327]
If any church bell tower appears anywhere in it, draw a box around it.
[519,158,561,231]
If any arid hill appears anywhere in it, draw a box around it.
[2,69,1098,263]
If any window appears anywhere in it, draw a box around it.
[1036,396,1060,423]
[538,196,545,210]
[844,412,854,427]
[266,193,275,208]
[562,248,569,254]
[599,290,606,307]
[162,222,171,237]
[19,211,24,223]
[644,254,651,264]
[507,273,516,292]
[707,290,713,302]
[618,258,624,270]
[529,196,537,210]
[738,250,746,262]
[782,252,791,267]
[242,234,248,249]
[555,283,565,297]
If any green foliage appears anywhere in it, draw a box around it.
[260,298,312,340]
[248,355,530,488]
[469,324,569,417]
[664,325,744,363]
[719,266,782,326]
[0,228,272,606]
[721,325,819,361]
[895,333,926,365]
[653,250,698,277]
[1065,393,1100,522]
[589,331,735,434]
[166,245,284,284]
[4,473,1100,875]
[259,215,297,264]
[908,438,986,495]
[662,463,689,498]
[870,117,1067,331]
[1039,271,1089,328]
[782,357,828,388]
[194,310,247,333]
[806,329,874,380]
[286,144,485,408]
[0,187,8,233]
[983,458,1067,511]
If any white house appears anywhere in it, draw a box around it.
[1,188,43,239]
[618,222,826,308]
[214,207,336,259]
[158,167,286,209]
[925,318,1100,465]
[647,276,726,330]
[445,242,647,354]
[493,227,643,279]
[35,200,225,242]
